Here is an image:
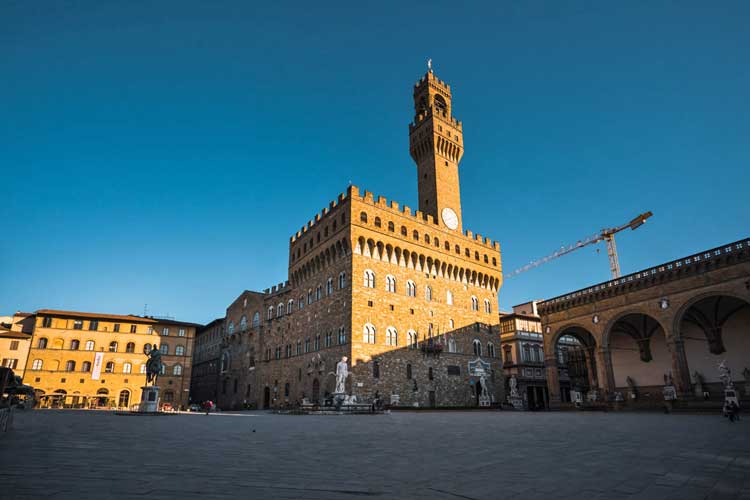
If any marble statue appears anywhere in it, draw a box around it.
[509,376,519,398]
[718,360,733,389]
[335,356,349,394]
[479,375,489,399]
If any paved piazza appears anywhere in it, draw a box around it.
[2,410,750,499]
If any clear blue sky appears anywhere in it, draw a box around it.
[2,1,748,324]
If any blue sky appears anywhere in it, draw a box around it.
[2,1,748,324]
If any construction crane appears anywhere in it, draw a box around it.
[505,211,653,280]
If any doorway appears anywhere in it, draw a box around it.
[263,387,270,409]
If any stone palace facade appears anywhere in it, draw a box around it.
[214,69,505,409]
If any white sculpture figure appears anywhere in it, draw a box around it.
[718,360,733,389]
[479,375,489,399]
[509,376,519,398]
[427,58,432,71]
[335,356,349,394]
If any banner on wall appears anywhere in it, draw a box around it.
[91,352,104,380]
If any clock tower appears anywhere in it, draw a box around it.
[409,67,464,232]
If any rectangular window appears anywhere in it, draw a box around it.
[178,328,185,337]
[9,341,19,351]
[114,323,120,332]
[2,358,19,369]
[130,325,137,333]
[89,320,99,331]
[447,365,461,376]
[42,316,52,328]
[162,328,169,336]
[73,320,83,330]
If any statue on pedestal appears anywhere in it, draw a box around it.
[145,347,163,385]
[509,376,519,398]
[334,357,349,394]
[718,360,733,389]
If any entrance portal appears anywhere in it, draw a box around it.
[263,387,270,409]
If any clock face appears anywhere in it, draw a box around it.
[441,207,459,230]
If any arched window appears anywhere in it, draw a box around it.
[373,360,380,378]
[38,338,48,349]
[448,338,457,353]
[434,237,440,248]
[425,234,431,244]
[425,286,432,301]
[412,230,419,240]
[385,275,396,293]
[360,211,368,223]
[296,340,302,355]
[388,221,395,232]
[401,226,407,236]
[484,299,491,314]
[455,244,460,254]
[298,296,304,310]
[65,360,75,372]
[471,296,479,311]
[228,321,235,335]
[126,342,135,353]
[315,285,322,300]
[123,362,132,374]
[406,363,412,379]
[444,241,450,250]
[160,344,169,355]
[118,390,130,408]
[287,300,294,314]
[338,272,346,289]
[407,330,418,349]
[173,364,183,376]
[475,251,480,261]
[406,280,416,297]
[449,319,454,329]
[374,217,382,228]
[84,340,94,351]
[433,94,447,114]
[105,362,115,373]
[487,342,495,358]
[326,277,334,295]
[109,341,118,352]
[278,303,284,317]
[484,254,489,263]
[240,315,248,331]
[363,324,376,344]
[70,339,80,350]
[81,361,91,372]
[338,326,346,345]
[363,269,375,288]
[307,289,313,304]
[446,290,453,305]
[32,359,43,370]
[385,327,398,346]
[252,312,260,328]
[175,345,185,356]
[473,339,482,356]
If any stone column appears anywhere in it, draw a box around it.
[667,338,691,398]
[595,348,616,399]
[545,357,561,408]
[585,347,599,389]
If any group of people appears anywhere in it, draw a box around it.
[724,401,741,422]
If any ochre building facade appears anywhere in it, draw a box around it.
[214,69,505,409]
[23,310,198,410]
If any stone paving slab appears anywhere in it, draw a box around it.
[1,410,749,499]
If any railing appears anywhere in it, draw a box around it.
[539,238,749,311]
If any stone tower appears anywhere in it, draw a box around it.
[409,68,464,232]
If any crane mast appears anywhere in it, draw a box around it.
[506,211,652,280]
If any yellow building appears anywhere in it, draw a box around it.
[0,313,34,380]
[24,310,198,410]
